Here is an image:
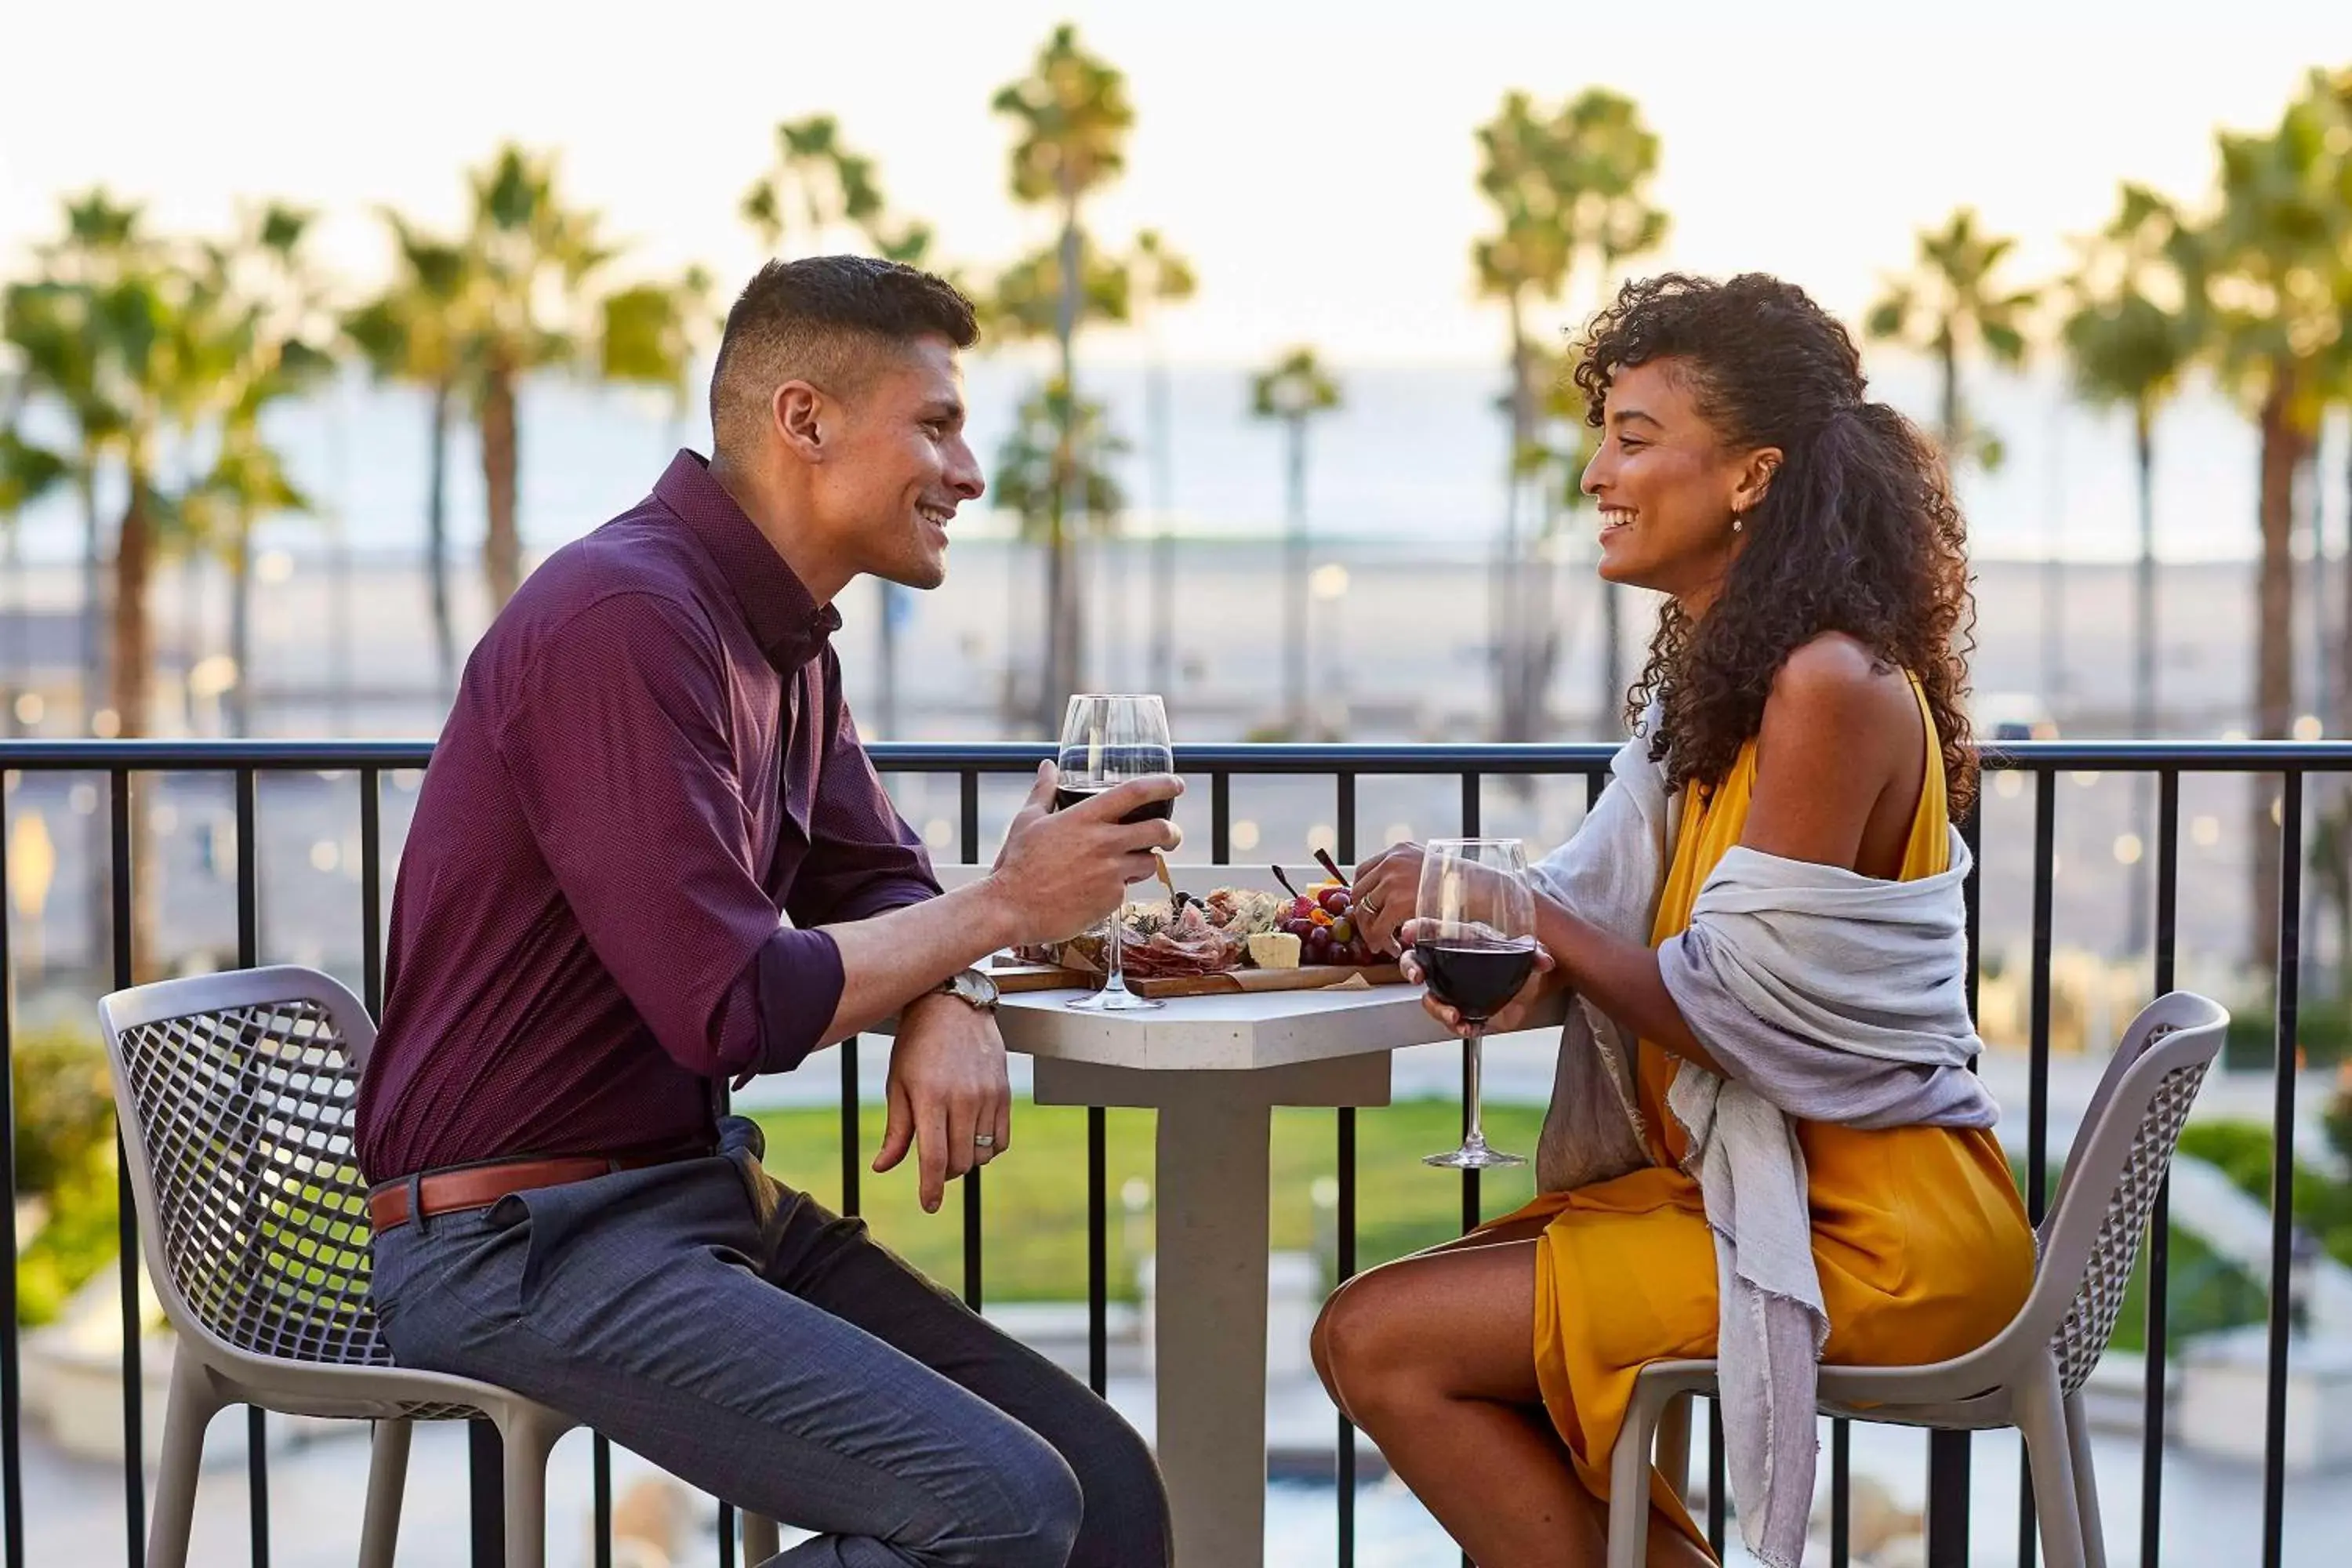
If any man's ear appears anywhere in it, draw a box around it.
[1731,446,1783,514]
[774,380,826,463]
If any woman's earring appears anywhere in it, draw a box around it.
[1731,512,1745,535]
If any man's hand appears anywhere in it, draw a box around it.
[984,761,1184,946]
[873,990,1011,1214]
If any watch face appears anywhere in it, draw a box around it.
[952,969,1000,1008]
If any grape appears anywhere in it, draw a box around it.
[1290,897,1318,921]
[1319,887,1352,916]
[1329,916,1353,945]
[1305,929,1334,964]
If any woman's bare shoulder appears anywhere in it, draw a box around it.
[1763,633,1918,753]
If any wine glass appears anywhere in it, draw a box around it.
[1415,837,1536,1169]
[1057,694,1174,1012]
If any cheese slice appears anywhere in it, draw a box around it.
[1247,932,1302,970]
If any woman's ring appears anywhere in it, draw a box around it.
[1359,898,1381,922]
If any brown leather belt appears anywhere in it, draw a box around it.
[367,1149,700,1232]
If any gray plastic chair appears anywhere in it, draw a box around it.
[99,964,785,1567]
[1604,989,2227,1568]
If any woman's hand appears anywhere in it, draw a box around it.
[1397,918,1563,1039]
[1348,841,1424,955]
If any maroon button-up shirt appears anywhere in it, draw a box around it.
[356,451,941,1181]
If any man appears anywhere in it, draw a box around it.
[358,255,1178,1568]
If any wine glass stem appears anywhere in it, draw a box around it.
[1102,887,1129,995]
[1465,1028,1488,1149]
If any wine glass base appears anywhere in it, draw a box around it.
[1065,988,1163,1012]
[1424,1145,1529,1170]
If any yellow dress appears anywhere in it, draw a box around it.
[1496,677,2034,1555]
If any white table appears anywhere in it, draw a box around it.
[992,981,1460,1568]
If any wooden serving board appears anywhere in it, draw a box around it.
[987,956,1406,999]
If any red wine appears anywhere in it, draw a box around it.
[1054,785,1175,825]
[1414,940,1537,1024]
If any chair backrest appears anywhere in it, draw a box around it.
[96,965,391,1370]
[2017,991,2226,1396]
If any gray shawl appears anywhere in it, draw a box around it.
[1529,720,1996,1568]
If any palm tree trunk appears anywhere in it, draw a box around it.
[228,519,252,735]
[2,519,21,735]
[876,578,899,740]
[1936,332,1962,459]
[481,364,522,610]
[426,377,457,699]
[2128,401,2157,947]
[111,468,162,981]
[1497,293,1534,741]
[78,458,102,728]
[1042,200,1084,728]
[1147,358,1175,695]
[111,477,154,739]
[1283,414,1308,736]
[1599,562,1624,737]
[2340,410,2352,737]
[2249,370,2302,975]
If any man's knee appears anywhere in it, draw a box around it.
[949,1422,1083,1568]
[1058,1401,1170,1568]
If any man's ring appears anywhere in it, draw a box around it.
[975,1133,997,1149]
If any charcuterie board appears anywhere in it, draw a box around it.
[987,956,1406,999]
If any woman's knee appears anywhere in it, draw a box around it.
[1313,1273,1421,1423]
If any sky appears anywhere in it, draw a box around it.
[2,0,2349,367]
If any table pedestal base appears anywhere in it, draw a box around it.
[1035,1052,1391,1568]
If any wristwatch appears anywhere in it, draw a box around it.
[935,967,1000,1013]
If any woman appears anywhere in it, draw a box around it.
[1319,273,2034,1568]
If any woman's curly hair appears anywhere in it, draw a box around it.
[1571,272,1980,816]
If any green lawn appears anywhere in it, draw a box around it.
[749,1096,1550,1302]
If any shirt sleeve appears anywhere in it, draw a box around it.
[782,648,945,928]
[491,591,842,1082]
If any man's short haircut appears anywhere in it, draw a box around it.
[709,255,979,460]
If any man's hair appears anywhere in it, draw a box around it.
[708,255,979,459]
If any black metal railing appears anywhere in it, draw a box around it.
[4,734,2350,1568]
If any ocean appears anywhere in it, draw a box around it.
[3,352,2347,568]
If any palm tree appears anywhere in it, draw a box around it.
[1866,209,2038,469]
[2201,84,2343,971]
[2061,183,2204,944]
[1249,347,1342,737]
[2063,186,2201,743]
[2310,68,2352,740]
[1475,93,1576,743]
[182,204,338,734]
[12,194,209,742]
[599,265,716,435]
[1129,230,1197,696]
[740,115,941,735]
[1473,88,1666,740]
[741,115,888,256]
[992,22,1137,729]
[1,372,68,735]
[1555,89,1665,735]
[993,381,1127,717]
[4,190,165,728]
[457,145,617,610]
[344,216,470,699]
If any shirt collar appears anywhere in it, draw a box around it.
[652,449,841,670]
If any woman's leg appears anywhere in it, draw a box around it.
[1308,1210,1555,1405]
[1311,1239,1713,1568]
